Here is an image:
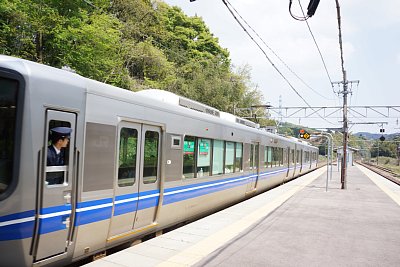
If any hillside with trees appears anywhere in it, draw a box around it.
[0,0,266,114]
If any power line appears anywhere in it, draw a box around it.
[297,0,336,100]
[222,0,336,126]
[225,0,334,101]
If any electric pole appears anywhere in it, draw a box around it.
[332,73,359,189]
[341,71,348,189]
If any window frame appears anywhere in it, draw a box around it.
[196,138,212,177]
[183,135,197,179]
[235,142,243,172]
[0,69,25,201]
[117,127,138,187]
[225,141,235,174]
[212,139,225,176]
[142,130,160,184]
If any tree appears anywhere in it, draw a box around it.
[370,140,398,158]
[0,0,129,87]
[1,0,267,113]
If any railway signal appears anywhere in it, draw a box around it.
[299,129,311,139]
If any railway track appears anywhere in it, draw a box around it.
[357,161,400,186]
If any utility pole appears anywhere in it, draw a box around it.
[342,71,348,190]
[332,73,359,189]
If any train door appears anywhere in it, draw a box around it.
[292,145,297,178]
[246,142,259,193]
[33,110,77,262]
[108,122,141,238]
[108,123,161,240]
[133,124,161,229]
[300,149,303,173]
[286,146,291,177]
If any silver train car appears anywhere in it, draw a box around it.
[0,55,319,267]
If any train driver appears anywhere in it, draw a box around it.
[47,126,72,166]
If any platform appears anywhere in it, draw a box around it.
[84,164,400,267]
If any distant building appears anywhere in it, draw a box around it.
[336,146,359,166]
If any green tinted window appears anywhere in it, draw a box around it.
[212,140,224,175]
[183,136,196,178]
[197,139,211,177]
[235,143,243,172]
[225,142,235,173]
[118,128,137,187]
[143,131,159,184]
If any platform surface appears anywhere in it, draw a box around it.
[84,164,400,267]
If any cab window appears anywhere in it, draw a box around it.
[0,78,19,195]
[46,120,71,185]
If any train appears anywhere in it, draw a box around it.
[0,55,319,266]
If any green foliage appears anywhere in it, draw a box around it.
[1,0,264,112]
[370,140,398,158]
[56,13,126,84]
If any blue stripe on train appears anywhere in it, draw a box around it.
[0,210,35,241]
[113,193,138,216]
[0,210,35,223]
[39,216,69,234]
[0,166,310,240]
[0,220,35,241]
[163,174,250,205]
[137,190,160,211]
[74,198,113,226]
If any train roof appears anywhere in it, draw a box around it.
[0,55,317,149]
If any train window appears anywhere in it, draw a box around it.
[273,147,276,167]
[255,144,259,170]
[235,143,243,172]
[277,148,280,166]
[46,120,71,185]
[118,128,137,187]
[0,78,18,195]
[282,148,285,165]
[197,138,211,177]
[291,149,295,164]
[276,148,279,166]
[249,144,254,170]
[296,150,300,163]
[263,146,268,168]
[212,140,224,175]
[143,131,159,184]
[183,136,196,179]
[225,142,235,173]
[267,147,272,167]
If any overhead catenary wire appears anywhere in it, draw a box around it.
[225,0,334,101]
[297,0,337,101]
[222,0,337,126]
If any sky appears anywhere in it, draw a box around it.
[163,0,400,134]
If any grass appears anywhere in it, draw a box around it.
[366,156,400,176]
